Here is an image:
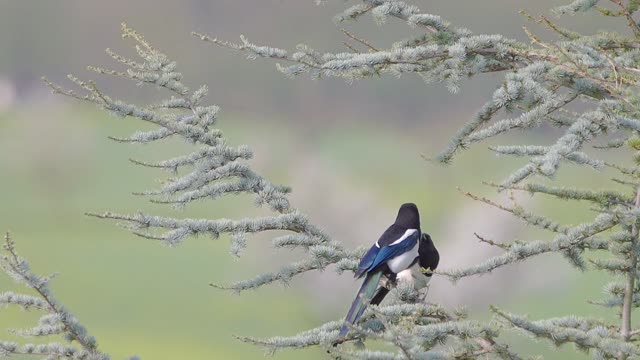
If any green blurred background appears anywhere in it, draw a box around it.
[0,1,632,359]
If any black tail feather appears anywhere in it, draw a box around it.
[370,287,389,305]
[333,270,383,346]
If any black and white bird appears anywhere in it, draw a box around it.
[334,203,439,344]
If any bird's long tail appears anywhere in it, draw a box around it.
[371,272,398,306]
[370,286,389,306]
[335,270,384,342]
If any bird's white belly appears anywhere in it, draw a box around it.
[397,269,414,283]
[398,263,432,289]
[387,241,419,273]
[413,271,431,289]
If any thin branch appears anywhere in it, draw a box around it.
[340,28,379,52]
[342,41,360,53]
[474,232,510,250]
[610,0,640,37]
[621,186,640,358]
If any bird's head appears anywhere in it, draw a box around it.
[395,203,420,229]
[418,233,439,272]
[418,233,433,253]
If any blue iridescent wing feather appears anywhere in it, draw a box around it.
[355,245,379,278]
[368,231,419,271]
[354,227,419,278]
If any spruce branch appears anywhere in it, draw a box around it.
[200,0,640,168]
[440,212,617,281]
[43,23,370,292]
[474,232,510,250]
[484,182,634,208]
[238,290,513,359]
[457,187,569,233]
[195,2,516,85]
[493,306,638,358]
[0,233,122,360]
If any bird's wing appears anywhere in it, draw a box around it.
[376,224,413,247]
[355,225,419,278]
[354,245,380,278]
[367,228,419,272]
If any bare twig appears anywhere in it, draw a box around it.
[474,232,510,250]
[340,28,379,52]
[342,41,360,53]
[610,0,640,38]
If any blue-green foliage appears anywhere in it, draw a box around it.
[43,24,363,294]
[4,0,640,359]
[0,233,126,360]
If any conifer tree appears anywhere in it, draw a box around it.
[3,1,640,359]
[192,0,640,358]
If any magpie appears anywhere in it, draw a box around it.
[369,233,439,306]
[334,203,439,345]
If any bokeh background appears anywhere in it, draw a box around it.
[0,1,631,359]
